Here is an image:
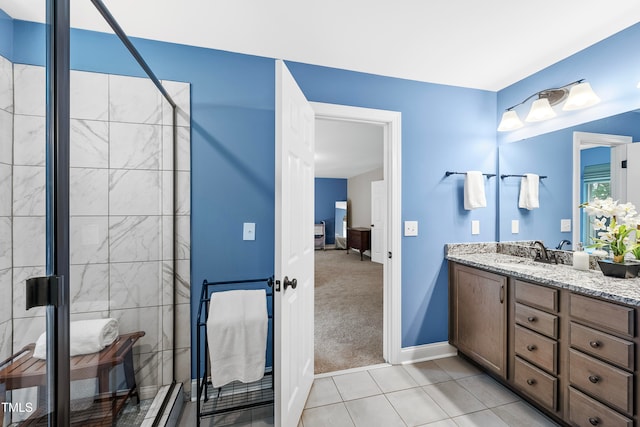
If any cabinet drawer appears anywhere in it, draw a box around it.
[570,322,634,371]
[570,293,634,337]
[515,303,558,338]
[569,349,633,415]
[514,325,557,374]
[568,387,632,427]
[514,280,558,312]
[513,357,557,411]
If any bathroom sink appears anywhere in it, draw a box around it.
[493,257,552,270]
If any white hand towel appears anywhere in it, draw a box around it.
[518,173,540,210]
[207,289,268,388]
[463,171,487,210]
[33,318,119,359]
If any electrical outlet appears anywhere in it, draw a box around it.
[561,219,571,232]
[404,221,418,236]
[511,220,519,234]
[243,222,256,240]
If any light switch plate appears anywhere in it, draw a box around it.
[561,219,571,232]
[511,220,519,234]
[472,220,480,235]
[404,221,418,236]
[243,222,256,240]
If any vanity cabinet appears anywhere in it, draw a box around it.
[449,263,507,379]
[567,293,636,426]
[512,280,560,412]
[448,261,640,427]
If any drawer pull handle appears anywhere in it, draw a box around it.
[526,344,537,351]
[526,378,536,386]
[527,316,537,322]
[588,417,600,426]
[588,375,600,384]
[589,340,601,348]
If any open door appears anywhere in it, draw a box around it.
[274,60,315,427]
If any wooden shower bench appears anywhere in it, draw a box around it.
[0,331,145,426]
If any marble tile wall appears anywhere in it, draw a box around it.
[0,54,13,363]
[7,63,191,400]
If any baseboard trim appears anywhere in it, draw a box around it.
[398,341,457,365]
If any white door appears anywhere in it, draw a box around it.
[371,180,386,264]
[274,60,315,427]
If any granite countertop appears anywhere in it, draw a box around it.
[446,242,640,307]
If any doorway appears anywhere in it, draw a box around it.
[311,102,402,373]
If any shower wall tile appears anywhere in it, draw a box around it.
[13,64,45,117]
[109,216,161,262]
[13,115,46,166]
[136,351,160,392]
[70,70,109,121]
[162,125,190,172]
[0,217,12,269]
[176,215,190,260]
[174,347,191,394]
[70,168,109,216]
[110,75,162,125]
[0,109,12,163]
[13,266,46,319]
[12,165,46,216]
[13,216,46,267]
[0,164,11,216]
[110,261,161,309]
[0,55,13,113]
[0,320,11,362]
[161,261,174,307]
[176,171,191,215]
[110,306,160,354]
[110,122,161,169]
[70,216,109,264]
[0,268,11,323]
[109,170,161,215]
[161,350,174,386]
[161,80,190,128]
[161,172,174,216]
[161,305,173,350]
[174,303,190,350]
[12,315,46,350]
[174,259,190,305]
[70,263,110,313]
[70,119,109,168]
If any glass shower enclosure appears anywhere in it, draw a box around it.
[0,0,191,425]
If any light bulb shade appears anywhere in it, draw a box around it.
[526,98,556,122]
[562,82,600,111]
[637,81,640,88]
[497,110,523,131]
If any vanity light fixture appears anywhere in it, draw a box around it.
[497,79,600,131]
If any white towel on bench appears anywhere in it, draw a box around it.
[33,318,119,359]
[207,289,268,388]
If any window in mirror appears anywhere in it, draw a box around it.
[581,163,610,246]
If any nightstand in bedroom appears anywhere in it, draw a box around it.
[347,227,371,261]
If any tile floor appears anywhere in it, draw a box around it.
[178,356,560,426]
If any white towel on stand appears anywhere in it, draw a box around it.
[463,171,487,210]
[207,289,268,388]
[518,173,540,210]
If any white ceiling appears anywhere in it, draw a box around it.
[315,119,383,179]
[1,0,639,91]
[1,0,639,177]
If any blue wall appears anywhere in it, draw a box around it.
[314,178,347,245]
[0,9,13,60]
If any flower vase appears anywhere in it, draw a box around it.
[598,259,640,278]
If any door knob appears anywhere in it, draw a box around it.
[283,276,297,290]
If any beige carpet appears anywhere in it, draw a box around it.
[314,249,384,374]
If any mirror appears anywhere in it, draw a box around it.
[334,200,347,249]
[498,110,640,249]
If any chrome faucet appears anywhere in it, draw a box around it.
[556,239,571,250]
